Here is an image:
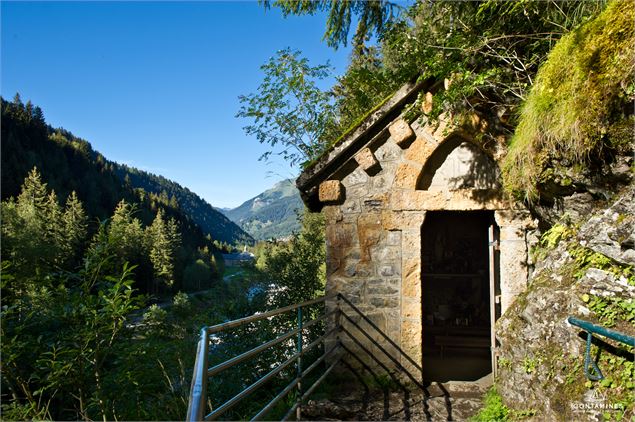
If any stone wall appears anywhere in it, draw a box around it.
[321,109,532,376]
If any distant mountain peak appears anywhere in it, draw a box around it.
[220,178,303,240]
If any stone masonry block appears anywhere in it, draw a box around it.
[394,163,422,189]
[402,297,421,319]
[381,211,425,231]
[354,147,380,173]
[422,91,433,114]
[402,257,421,298]
[389,118,415,147]
[400,320,422,360]
[401,230,421,257]
[404,137,436,165]
[319,180,343,203]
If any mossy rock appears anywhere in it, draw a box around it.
[502,0,635,202]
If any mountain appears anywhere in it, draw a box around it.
[221,179,304,240]
[1,95,253,247]
[112,164,254,246]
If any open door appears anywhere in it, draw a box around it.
[421,211,495,382]
[488,223,501,377]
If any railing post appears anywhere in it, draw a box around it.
[187,326,210,422]
[336,293,342,338]
[296,306,303,420]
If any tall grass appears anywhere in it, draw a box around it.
[502,0,635,202]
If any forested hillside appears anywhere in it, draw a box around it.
[221,179,303,240]
[1,96,252,246]
[113,164,253,246]
[1,95,232,295]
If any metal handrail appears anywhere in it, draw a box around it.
[187,326,211,422]
[206,295,335,334]
[567,316,635,381]
[187,292,431,421]
[186,295,339,421]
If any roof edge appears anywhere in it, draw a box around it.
[296,77,433,209]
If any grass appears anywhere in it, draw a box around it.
[502,0,635,202]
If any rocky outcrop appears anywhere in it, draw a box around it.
[496,184,635,420]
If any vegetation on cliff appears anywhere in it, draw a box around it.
[250,1,605,169]
[502,0,635,201]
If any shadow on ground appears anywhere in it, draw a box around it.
[303,361,490,421]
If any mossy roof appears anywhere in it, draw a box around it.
[296,77,431,210]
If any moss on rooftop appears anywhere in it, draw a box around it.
[301,92,397,172]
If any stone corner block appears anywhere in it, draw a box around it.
[319,180,344,203]
[389,118,415,148]
[422,91,433,114]
[354,147,379,173]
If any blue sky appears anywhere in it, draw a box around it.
[1,1,353,208]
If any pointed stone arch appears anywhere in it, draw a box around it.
[416,135,501,192]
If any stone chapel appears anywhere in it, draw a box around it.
[296,78,537,381]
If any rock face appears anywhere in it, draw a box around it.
[496,184,635,421]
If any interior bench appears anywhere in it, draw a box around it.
[435,335,490,358]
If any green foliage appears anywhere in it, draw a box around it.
[541,224,575,250]
[237,49,336,167]
[146,209,180,292]
[255,210,326,308]
[1,95,247,278]
[471,387,509,422]
[502,0,635,201]
[583,295,635,329]
[116,163,253,245]
[262,0,399,50]
[183,259,213,291]
[277,0,604,167]
[569,246,634,283]
[522,356,539,374]
[532,223,576,262]
[1,215,266,421]
[1,249,144,420]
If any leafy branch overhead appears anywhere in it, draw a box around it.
[260,0,401,50]
[237,48,336,167]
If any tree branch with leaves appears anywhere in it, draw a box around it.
[237,48,336,167]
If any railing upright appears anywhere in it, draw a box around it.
[296,306,303,420]
[567,316,635,381]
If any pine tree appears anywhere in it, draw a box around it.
[108,200,146,271]
[16,167,49,217]
[12,168,59,274]
[61,191,88,266]
[146,209,179,294]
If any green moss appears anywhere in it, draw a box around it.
[302,92,395,170]
[502,0,635,201]
[471,387,510,422]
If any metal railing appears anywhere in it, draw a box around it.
[186,295,341,421]
[187,293,428,421]
[567,316,635,381]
